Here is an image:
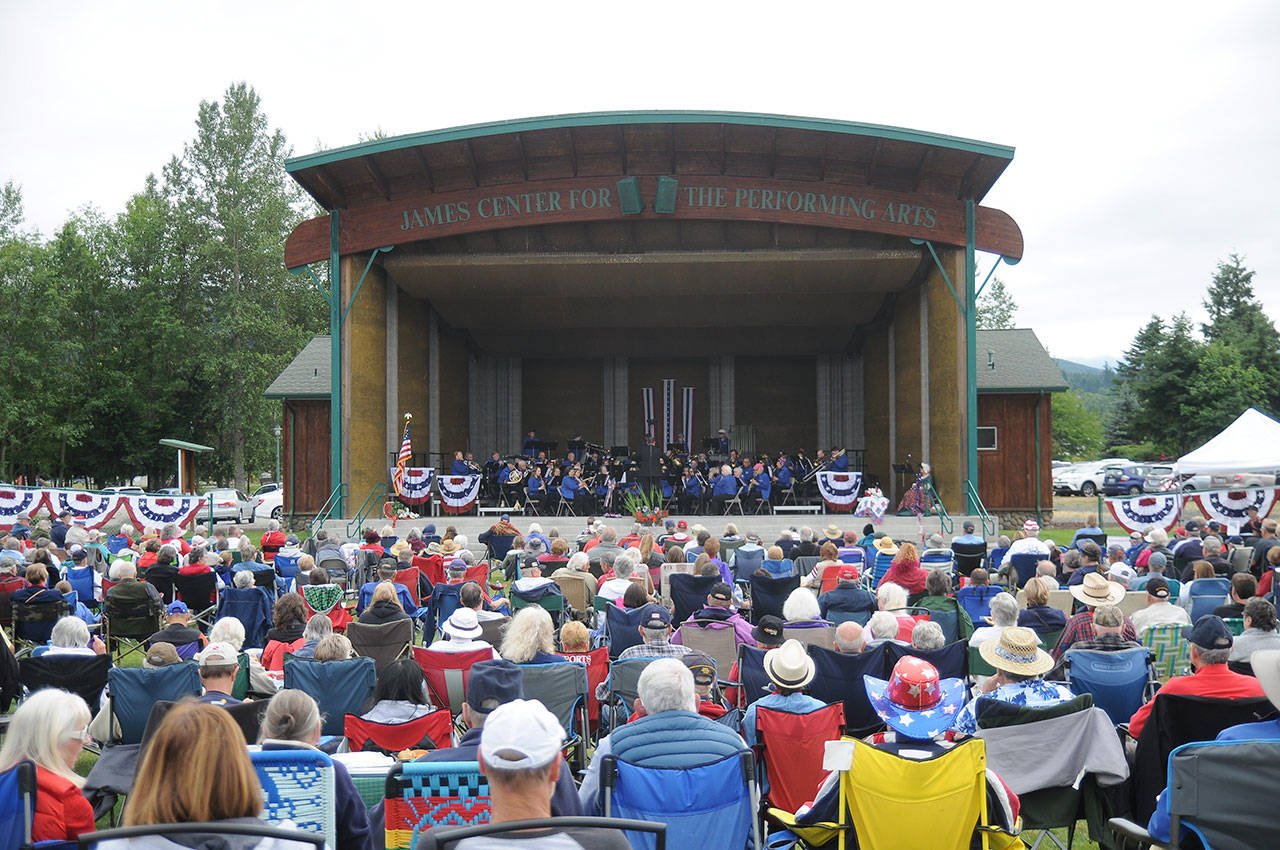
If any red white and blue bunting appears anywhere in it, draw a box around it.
[121,495,207,530]
[438,474,481,515]
[47,489,122,529]
[854,487,890,524]
[1106,494,1184,535]
[0,487,44,525]
[817,471,863,513]
[1192,488,1279,529]
[390,467,435,506]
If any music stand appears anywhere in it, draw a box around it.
[892,462,915,496]
[539,441,558,453]
[702,437,720,451]
[611,445,629,458]
[666,443,684,452]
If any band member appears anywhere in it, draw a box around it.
[525,466,546,513]
[673,433,688,454]
[560,451,577,474]
[744,461,772,510]
[637,433,663,496]
[711,464,741,512]
[831,447,850,472]
[560,465,593,514]
[771,455,793,505]
[483,451,503,501]
[716,429,729,455]
[680,467,703,515]
[501,459,528,507]
[522,429,538,457]
[451,450,470,475]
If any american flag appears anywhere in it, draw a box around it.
[393,420,412,497]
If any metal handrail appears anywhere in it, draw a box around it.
[346,482,387,539]
[964,479,998,538]
[309,482,348,539]
[922,480,953,535]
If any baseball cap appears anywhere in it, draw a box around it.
[1185,520,1201,532]
[838,565,859,581]
[1145,576,1171,599]
[682,652,717,688]
[1182,615,1233,650]
[478,699,565,771]
[708,582,733,603]
[752,615,785,647]
[500,513,510,523]
[640,606,672,630]
[1093,605,1124,628]
[466,660,523,714]
[677,520,688,530]
[1148,552,1168,569]
[195,641,238,668]
[166,600,189,615]
[68,544,87,561]
[143,642,182,669]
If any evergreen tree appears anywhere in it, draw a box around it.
[975,276,1017,329]
[1052,390,1105,460]
[1201,253,1280,409]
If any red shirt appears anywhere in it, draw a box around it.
[1128,663,1266,739]
[878,560,928,595]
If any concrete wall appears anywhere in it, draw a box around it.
[344,256,388,506]
[736,356,816,453]
[926,251,965,508]
[524,358,606,448]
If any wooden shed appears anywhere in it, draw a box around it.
[975,329,1067,515]
[264,336,331,517]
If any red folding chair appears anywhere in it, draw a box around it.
[463,564,489,586]
[558,646,610,732]
[412,554,445,587]
[755,702,845,812]
[394,568,423,608]
[817,563,850,596]
[344,709,454,753]
[411,646,493,716]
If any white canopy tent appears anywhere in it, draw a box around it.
[1174,407,1280,474]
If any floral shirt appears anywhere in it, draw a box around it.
[951,679,1075,735]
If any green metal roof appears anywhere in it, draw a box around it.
[264,336,331,399]
[159,438,214,453]
[286,109,1015,173]
[976,329,1069,393]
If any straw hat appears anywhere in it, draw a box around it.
[874,536,899,555]
[439,539,460,556]
[763,639,815,690]
[1070,572,1126,608]
[1250,650,1280,711]
[1145,528,1169,546]
[979,626,1054,677]
[823,524,842,540]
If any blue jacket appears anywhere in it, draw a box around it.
[712,474,739,497]
[682,476,702,497]
[754,470,772,500]
[818,585,877,619]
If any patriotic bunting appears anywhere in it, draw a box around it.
[682,386,695,449]
[46,489,122,529]
[817,471,863,513]
[661,379,675,449]
[1106,493,1184,534]
[1192,488,1279,528]
[0,487,43,525]
[393,420,412,498]
[390,467,435,506]
[121,494,207,530]
[641,387,655,439]
[855,487,890,524]
[438,475,482,515]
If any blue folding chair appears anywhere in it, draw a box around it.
[1185,578,1231,622]
[0,760,36,850]
[283,656,377,736]
[108,663,203,745]
[274,554,302,594]
[668,574,718,626]
[748,574,801,624]
[426,583,463,640]
[1064,647,1154,726]
[732,548,765,582]
[601,657,660,730]
[957,585,1003,624]
[805,643,891,734]
[734,645,772,709]
[885,640,969,681]
[250,748,336,848]
[871,552,895,585]
[214,586,272,648]
[1007,554,1040,589]
[605,605,652,660]
[64,564,98,610]
[601,751,759,850]
[106,535,130,555]
[837,548,866,568]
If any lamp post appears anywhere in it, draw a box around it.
[273,424,282,484]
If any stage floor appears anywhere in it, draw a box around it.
[321,511,990,548]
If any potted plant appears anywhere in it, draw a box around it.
[622,488,667,525]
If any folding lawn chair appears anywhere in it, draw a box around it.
[283,656,377,736]
[674,620,739,680]
[668,574,718,627]
[250,748,337,848]
[885,640,969,682]
[519,660,590,773]
[384,760,491,850]
[343,709,453,755]
[412,646,493,717]
[601,657,659,732]
[19,653,111,709]
[755,703,845,812]
[172,572,219,632]
[1064,647,1156,726]
[347,618,413,671]
[214,585,272,649]
[804,643,890,735]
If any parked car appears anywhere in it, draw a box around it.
[254,488,283,522]
[1209,470,1279,489]
[251,482,281,499]
[1103,464,1149,496]
[200,488,255,524]
[102,485,146,496]
[1144,465,1213,493]
[1053,458,1133,497]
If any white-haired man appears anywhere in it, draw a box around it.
[578,658,746,815]
[1007,519,1050,559]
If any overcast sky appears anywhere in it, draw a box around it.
[3,1,1277,367]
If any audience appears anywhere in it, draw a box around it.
[740,639,825,742]
[361,657,436,723]
[1128,576,1191,636]
[0,689,94,840]
[953,627,1074,735]
[1017,576,1067,635]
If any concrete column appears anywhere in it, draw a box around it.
[816,356,832,450]
[613,357,629,447]
[602,360,616,445]
[849,354,865,453]
[887,325,897,502]
[386,281,399,462]
[920,283,931,465]
[427,311,440,457]
[719,356,735,432]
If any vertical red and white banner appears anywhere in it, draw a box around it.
[393,420,412,498]
[682,387,695,449]
[661,379,675,449]
[641,387,655,439]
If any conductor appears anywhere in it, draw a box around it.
[636,432,663,497]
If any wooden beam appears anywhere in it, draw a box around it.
[361,155,392,201]
[669,124,677,174]
[616,125,628,174]
[514,132,529,181]
[719,124,727,175]
[565,128,578,178]
[412,148,435,192]
[911,149,933,194]
[958,154,982,199]
[865,140,884,187]
[311,166,347,209]
[769,128,777,177]
[461,140,479,187]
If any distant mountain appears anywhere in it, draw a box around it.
[1055,358,1116,421]
[1056,359,1108,375]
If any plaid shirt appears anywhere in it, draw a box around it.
[617,637,694,660]
[1052,611,1138,659]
